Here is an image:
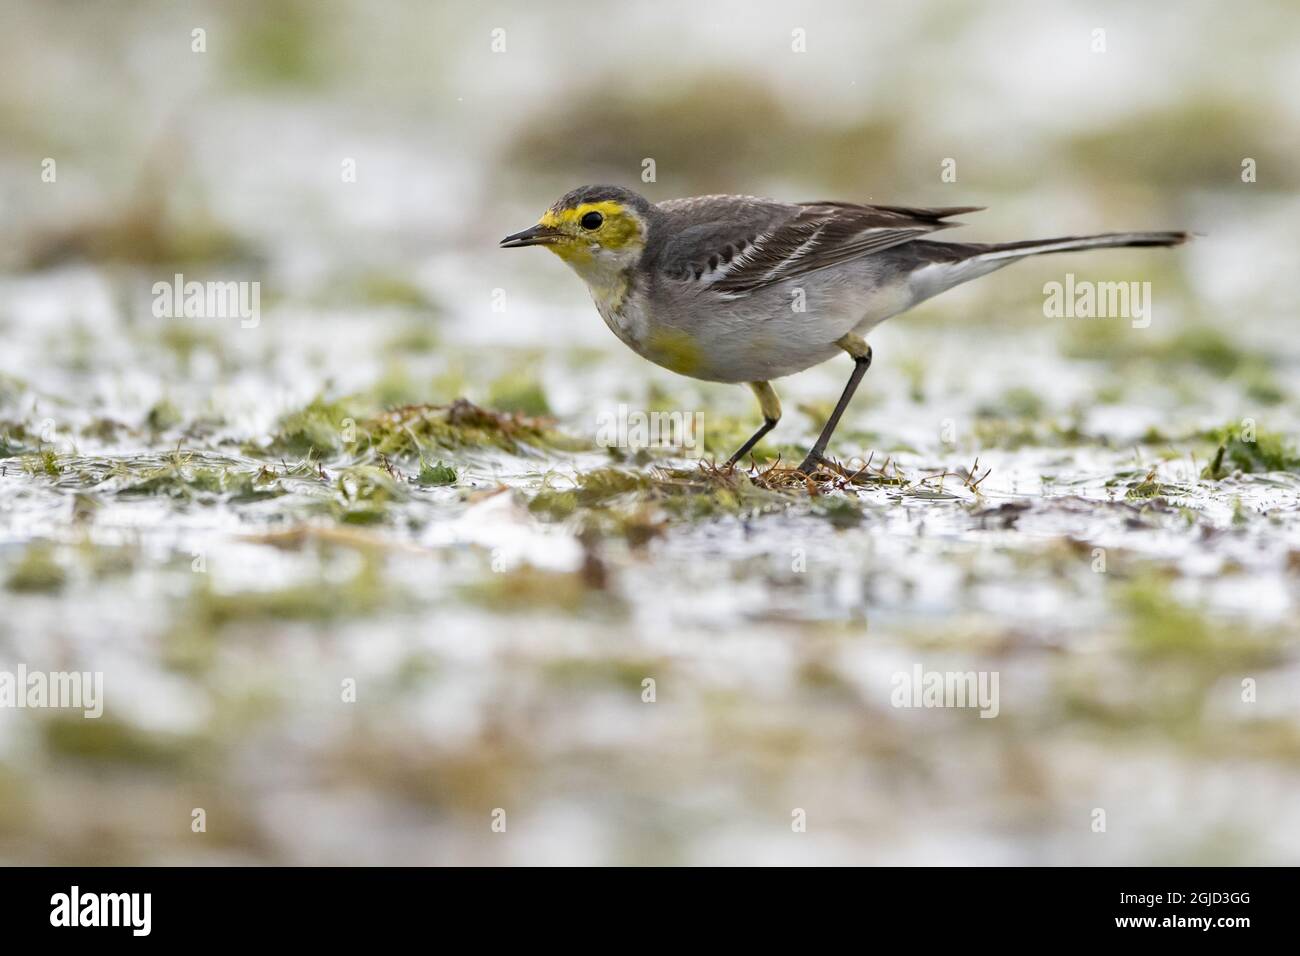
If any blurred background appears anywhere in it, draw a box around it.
[1,0,1298,864]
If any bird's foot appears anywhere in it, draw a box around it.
[795,451,835,477]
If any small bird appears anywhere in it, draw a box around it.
[501,185,1186,475]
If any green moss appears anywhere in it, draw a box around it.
[651,467,793,519]
[528,487,579,521]
[5,543,67,593]
[369,399,586,458]
[13,447,60,476]
[417,460,457,487]
[1200,425,1299,478]
[37,449,61,478]
[118,457,284,502]
[574,468,650,505]
[331,465,406,524]
[263,395,365,459]
[529,464,807,528]
[1124,474,1179,500]
[264,392,587,463]
[1125,481,1171,501]
[527,469,654,524]
[231,468,287,501]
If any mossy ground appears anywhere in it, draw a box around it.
[4,322,1300,864]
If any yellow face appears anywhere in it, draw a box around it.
[500,200,646,266]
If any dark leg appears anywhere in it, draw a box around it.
[797,337,873,475]
[726,418,777,468]
[725,381,781,468]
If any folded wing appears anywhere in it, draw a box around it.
[656,199,983,298]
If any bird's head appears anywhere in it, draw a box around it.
[500,185,653,285]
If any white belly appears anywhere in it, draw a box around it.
[588,257,919,383]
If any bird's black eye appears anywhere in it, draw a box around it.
[580,211,604,230]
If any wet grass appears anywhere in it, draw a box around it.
[1200,426,1300,478]
[327,465,407,525]
[259,395,588,461]
[117,455,286,502]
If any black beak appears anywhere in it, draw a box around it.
[499,223,564,248]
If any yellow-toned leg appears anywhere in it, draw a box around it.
[797,336,874,475]
[725,381,782,468]
[836,332,871,360]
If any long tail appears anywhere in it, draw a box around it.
[905,230,1190,309]
[971,231,1190,262]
